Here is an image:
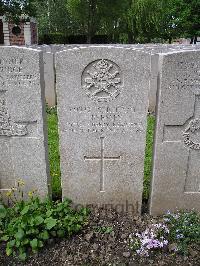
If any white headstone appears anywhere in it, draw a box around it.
[56,46,150,215]
[0,47,50,199]
[150,50,200,215]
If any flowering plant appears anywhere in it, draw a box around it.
[130,223,169,257]
[164,210,200,254]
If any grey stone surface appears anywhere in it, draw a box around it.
[43,52,56,107]
[149,54,159,113]
[0,46,50,199]
[146,45,200,113]
[56,46,150,215]
[25,47,57,107]
[150,50,200,215]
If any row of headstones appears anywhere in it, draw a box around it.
[29,43,200,113]
[0,45,199,216]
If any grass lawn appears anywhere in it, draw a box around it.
[143,115,155,200]
[47,111,155,201]
[47,110,61,199]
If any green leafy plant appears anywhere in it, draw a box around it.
[0,185,89,261]
[164,210,200,254]
[94,226,113,234]
[46,103,57,115]
[130,211,200,257]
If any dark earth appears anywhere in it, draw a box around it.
[0,206,199,266]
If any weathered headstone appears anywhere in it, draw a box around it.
[150,50,200,215]
[147,45,200,113]
[56,46,150,215]
[43,52,56,107]
[0,47,50,199]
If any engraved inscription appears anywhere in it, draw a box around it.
[65,105,145,134]
[0,56,39,87]
[82,59,123,102]
[168,60,200,95]
[0,99,28,136]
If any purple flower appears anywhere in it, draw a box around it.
[163,240,168,245]
[164,218,170,222]
[133,222,169,257]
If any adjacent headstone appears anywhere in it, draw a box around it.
[150,50,200,215]
[0,47,51,199]
[43,52,56,107]
[149,54,159,113]
[56,46,150,215]
[147,45,200,113]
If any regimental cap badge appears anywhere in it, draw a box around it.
[82,59,123,103]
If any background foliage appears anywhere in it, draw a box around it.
[1,0,200,43]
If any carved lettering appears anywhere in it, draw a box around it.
[65,105,144,134]
[0,56,38,87]
[0,99,27,137]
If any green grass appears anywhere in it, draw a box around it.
[47,110,61,199]
[47,111,155,201]
[143,115,155,200]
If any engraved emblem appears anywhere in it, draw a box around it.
[82,59,123,102]
[0,99,28,136]
[183,118,200,150]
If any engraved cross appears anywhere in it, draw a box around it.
[163,92,200,192]
[84,137,121,192]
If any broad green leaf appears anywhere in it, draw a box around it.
[21,206,30,215]
[1,235,9,241]
[7,240,15,247]
[19,252,26,261]
[34,216,44,225]
[38,240,44,248]
[40,230,49,240]
[30,238,38,249]
[22,238,29,245]
[6,246,12,256]
[16,240,21,248]
[15,228,25,240]
[46,210,53,217]
[0,207,7,219]
[44,217,57,230]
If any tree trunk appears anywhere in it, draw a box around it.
[87,0,96,44]
[87,34,92,44]
[194,35,197,44]
[128,31,134,43]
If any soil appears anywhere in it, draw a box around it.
[0,207,199,266]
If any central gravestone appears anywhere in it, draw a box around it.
[56,46,150,214]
